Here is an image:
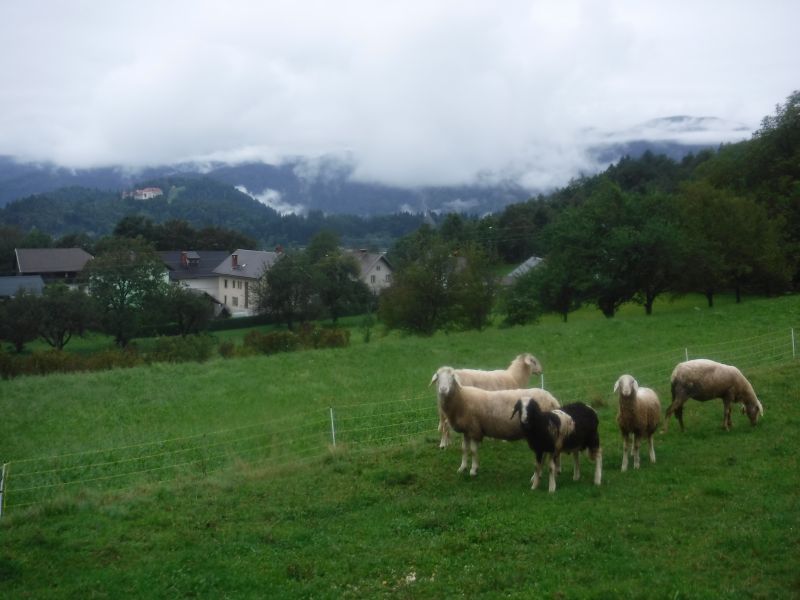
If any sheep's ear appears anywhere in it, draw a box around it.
[613,378,620,393]
[632,380,638,394]
[429,373,438,387]
[453,372,463,386]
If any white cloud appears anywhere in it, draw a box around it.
[0,0,797,189]
[235,185,306,215]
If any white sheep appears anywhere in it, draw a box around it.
[665,359,764,432]
[430,366,559,476]
[511,398,602,493]
[613,374,661,471]
[433,353,543,448]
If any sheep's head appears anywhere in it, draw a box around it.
[518,353,543,375]
[613,374,638,398]
[430,367,460,397]
[742,398,764,426]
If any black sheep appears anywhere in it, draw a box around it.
[511,398,603,492]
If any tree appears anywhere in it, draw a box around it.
[160,285,215,337]
[253,252,318,330]
[0,290,42,352]
[378,236,455,335]
[502,256,584,325]
[37,283,94,350]
[84,238,168,346]
[447,244,497,330]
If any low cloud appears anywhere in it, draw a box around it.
[236,185,306,216]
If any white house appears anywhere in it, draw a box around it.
[348,249,393,294]
[213,249,281,316]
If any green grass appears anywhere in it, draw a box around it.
[1,294,799,598]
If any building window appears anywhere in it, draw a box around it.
[224,279,228,288]
[224,295,227,305]
[376,265,381,271]
[370,275,376,283]
[238,280,243,289]
[232,296,238,307]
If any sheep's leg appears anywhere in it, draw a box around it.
[438,411,450,449]
[621,434,630,472]
[648,435,656,463]
[469,439,479,477]
[531,453,543,490]
[664,394,687,432]
[458,437,469,474]
[548,452,559,493]
[722,396,733,431]
[572,451,581,481]
[633,436,641,470]
[592,447,603,486]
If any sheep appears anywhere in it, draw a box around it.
[613,374,661,471]
[429,366,559,476]
[433,353,543,448]
[511,398,602,493]
[665,359,764,432]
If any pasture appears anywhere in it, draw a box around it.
[1,294,799,598]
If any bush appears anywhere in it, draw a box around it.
[21,350,83,376]
[84,347,144,371]
[243,330,300,355]
[317,328,350,349]
[149,334,216,363]
[218,340,236,359]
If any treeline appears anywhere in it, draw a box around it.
[380,91,799,332]
[0,176,427,252]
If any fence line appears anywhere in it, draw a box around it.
[3,327,797,516]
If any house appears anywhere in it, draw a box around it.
[213,249,281,316]
[15,248,93,286]
[0,275,45,299]
[501,255,544,286]
[348,249,393,294]
[122,187,164,200]
[158,250,231,298]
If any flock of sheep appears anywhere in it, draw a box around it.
[430,354,764,492]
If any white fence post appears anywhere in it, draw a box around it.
[685,348,689,362]
[329,407,337,448]
[540,373,545,389]
[0,463,6,520]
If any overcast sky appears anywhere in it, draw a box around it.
[1,0,797,189]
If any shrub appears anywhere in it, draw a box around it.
[149,334,216,363]
[317,328,350,349]
[84,347,143,371]
[243,330,300,355]
[218,340,236,359]
[21,350,83,376]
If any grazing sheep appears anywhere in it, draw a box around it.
[511,398,602,493]
[434,353,543,448]
[614,374,661,471]
[665,359,764,432]
[430,366,559,476]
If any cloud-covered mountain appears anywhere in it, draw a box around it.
[0,115,751,216]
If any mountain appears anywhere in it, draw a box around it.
[0,115,751,216]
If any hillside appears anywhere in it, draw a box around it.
[0,294,798,597]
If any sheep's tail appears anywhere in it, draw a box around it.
[511,399,523,421]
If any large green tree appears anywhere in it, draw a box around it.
[84,238,168,346]
[37,284,94,350]
[0,289,42,352]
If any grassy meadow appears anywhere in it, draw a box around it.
[1,293,799,598]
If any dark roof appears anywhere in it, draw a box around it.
[213,249,281,279]
[502,256,544,285]
[158,250,230,281]
[0,275,45,297]
[15,248,93,274]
